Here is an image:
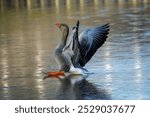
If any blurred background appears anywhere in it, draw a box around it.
[0,0,150,99]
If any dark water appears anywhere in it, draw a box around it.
[0,0,150,100]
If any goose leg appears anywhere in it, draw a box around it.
[42,71,65,79]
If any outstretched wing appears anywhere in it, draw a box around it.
[79,23,110,66]
[72,21,81,67]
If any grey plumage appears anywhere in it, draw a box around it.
[54,21,110,74]
[55,24,70,72]
[78,23,110,66]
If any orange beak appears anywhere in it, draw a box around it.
[55,22,61,28]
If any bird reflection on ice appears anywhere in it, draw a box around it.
[51,75,111,100]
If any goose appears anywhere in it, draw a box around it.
[45,21,109,78]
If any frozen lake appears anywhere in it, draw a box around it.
[0,0,150,99]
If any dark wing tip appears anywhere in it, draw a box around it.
[102,23,110,30]
[76,20,80,28]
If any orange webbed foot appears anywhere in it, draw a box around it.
[42,71,65,80]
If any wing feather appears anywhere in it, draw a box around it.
[79,23,110,66]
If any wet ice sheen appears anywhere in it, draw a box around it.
[0,0,150,99]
